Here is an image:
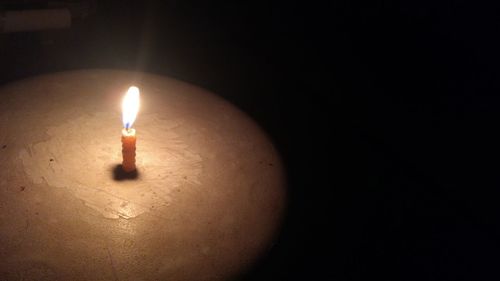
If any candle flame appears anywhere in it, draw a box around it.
[122,86,140,129]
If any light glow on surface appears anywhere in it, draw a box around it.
[122,86,140,129]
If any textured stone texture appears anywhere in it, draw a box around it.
[0,70,285,281]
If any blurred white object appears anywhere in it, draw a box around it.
[1,9,71,33]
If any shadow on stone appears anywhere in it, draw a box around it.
[112,164,140,181]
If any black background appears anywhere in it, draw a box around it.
[2,1,500,280]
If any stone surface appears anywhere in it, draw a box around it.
[0,70,286,281]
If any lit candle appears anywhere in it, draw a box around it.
[121,86,140,172]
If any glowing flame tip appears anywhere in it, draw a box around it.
[122,86,140,129]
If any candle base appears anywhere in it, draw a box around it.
[121,163,136,173]
[113,164,139,180]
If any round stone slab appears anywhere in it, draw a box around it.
[0,70,286,281]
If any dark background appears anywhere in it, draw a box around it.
[2,1,500,280]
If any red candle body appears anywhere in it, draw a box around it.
[121,128,136,172]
